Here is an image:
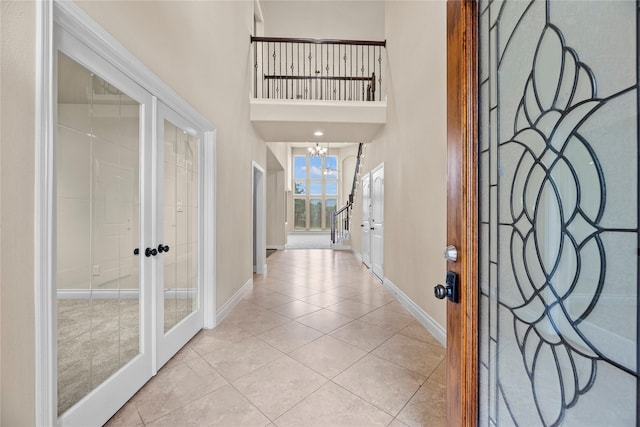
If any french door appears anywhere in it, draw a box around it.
[54,27,203,426]
[155,104,204,368]
[446,0,639,425]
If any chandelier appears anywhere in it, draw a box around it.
[308,143,327,157]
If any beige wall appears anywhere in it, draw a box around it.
[351,0,448,329]
[75,1,266,309]
[339,144,359,207]
[266,144,288,247]
[1,1,37,424]
[266,169,286,247]
[261,0,385,40]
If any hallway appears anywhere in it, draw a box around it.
[106,250,446,426]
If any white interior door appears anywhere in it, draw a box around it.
[155,103,204,369]
[361,173,371,267]
[55,34,153,427]
[371,164,384,280]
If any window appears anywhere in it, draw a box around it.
[293,154,339,230]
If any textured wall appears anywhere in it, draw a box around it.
[1,1,37,424]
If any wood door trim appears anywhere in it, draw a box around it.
[446,0,478,425]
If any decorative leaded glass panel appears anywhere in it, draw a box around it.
[478,1,639,425]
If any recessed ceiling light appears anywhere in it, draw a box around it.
[314,131,324,137]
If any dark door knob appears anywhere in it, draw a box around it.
[434,284,450,300]
[434,271,459,303]
[133,248,140,255]
[158,244,170,253]
[145,247,157,257]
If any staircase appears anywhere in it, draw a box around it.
[331,143,365,249]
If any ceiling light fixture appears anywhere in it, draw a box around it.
[314,130,324,137]
[308,143,327,157]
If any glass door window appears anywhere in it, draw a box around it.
[156,105,204,368]
[162,119,199,333]
[477,1,638,425]
[55,47,153,425]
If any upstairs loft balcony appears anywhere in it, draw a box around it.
[250,36,387,142]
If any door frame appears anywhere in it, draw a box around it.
[252,161,266,274]
[446,0,478,425]
[35,2,217,425]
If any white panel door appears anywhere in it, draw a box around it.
[155,103,204,369]
[371,164,384,280]
[361,173,372,267]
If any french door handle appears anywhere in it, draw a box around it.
[145,247,158,257]
[158,244,170,253]
[133,248,139,255]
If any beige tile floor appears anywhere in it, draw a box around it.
[106,249,446,427]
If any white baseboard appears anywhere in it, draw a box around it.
[351,248,363,263]
[216,278,253,324]
[267,245,285,250]
[382,277,446,347]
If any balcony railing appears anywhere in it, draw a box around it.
[251,36,386,102]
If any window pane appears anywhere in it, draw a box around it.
[324,156,338,170]
[294,182,306,195]
[294,156,306,179]
[309,199,322,229]
[309,156,322,179]
[325,182,338,195]
[325,199,337,220]
[325,156,338,179]
[294,199,306,229]
[310,181,322,195]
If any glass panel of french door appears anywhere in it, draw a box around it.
[156,103,203,368]
[478,1,638,425]
[55,41,152,425]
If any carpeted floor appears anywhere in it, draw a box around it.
[285,232,332,249]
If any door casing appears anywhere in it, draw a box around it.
[253,162,266,274]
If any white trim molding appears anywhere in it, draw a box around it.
[252,161,266,275]
[35,1,56,425]
[382,277,446,347]
[216,278,253,325]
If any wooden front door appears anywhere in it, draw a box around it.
[446,1,478,425]
[447,0,639,425]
